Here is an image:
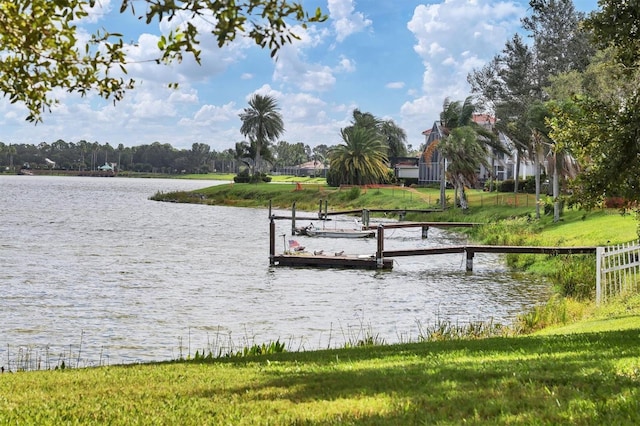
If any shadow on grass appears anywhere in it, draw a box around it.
[194,329,640,424]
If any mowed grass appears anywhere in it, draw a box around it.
[158,182,637,246]
[2,324,639,425]
[153,182,441,212]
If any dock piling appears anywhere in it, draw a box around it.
[376,224,385,269]
[421,226,429,239]
[269,218,276,266]
[466,249,474,271]
[291,202,297,235]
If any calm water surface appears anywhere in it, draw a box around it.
[0,175,550,367]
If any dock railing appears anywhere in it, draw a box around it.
[596,240,640,305]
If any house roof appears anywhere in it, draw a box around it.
[472,114,496,128]
[296,160,326,169]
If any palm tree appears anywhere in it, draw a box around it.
[437,127,491,209]
[546,141,580,222]
[234,139,275,176]
[425,97,505,209]
[380,119,408,159]
[329,127,388,185]
[239,94,284,176]
[346,109,408,160]
[348,109,380,132]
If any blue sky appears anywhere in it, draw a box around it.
[0,0,599,152]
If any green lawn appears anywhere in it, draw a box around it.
[2,319,639,424]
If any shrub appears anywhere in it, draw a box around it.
[605,197,626,209]
[344,186,361,201]
[498,179,515,192]
[550,256,596,300]
[233,170,272,183]
[326,168,341,187]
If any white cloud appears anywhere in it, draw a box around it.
[328,0,373,42]
[386,82,405,89]
[272,37,338,92]
[400,0,526,140]
[78,0,112,24]
[190,102,239,125]
[336,56,356,73]
[427,42,446,56]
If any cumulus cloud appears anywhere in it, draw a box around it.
[336,56,356,73]
[399,0,526,141]
[328,0,373,42]
[272,35,340,92]
[190,102,239,125]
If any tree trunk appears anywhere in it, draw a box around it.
[514,150,521,193]
[534,157,541,220]
[553,152,560,222]
[489,155,495,192]
[255,141,262,177]
[454,184,459,208]
[459,182,469,210]
[440,157,446,210]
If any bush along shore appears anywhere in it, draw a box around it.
[2,182,639,424]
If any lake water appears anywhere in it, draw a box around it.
[0,175,550,368]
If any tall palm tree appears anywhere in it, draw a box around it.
[380,119,408,159]
[546,140,580,222]
[426,97,505,209]
[239,94,284,175]
[346,109,408,160]
[348,109,380,132]
[329,127,388,185]
[438,127,491,209]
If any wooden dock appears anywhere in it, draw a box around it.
[363,221,480,230]
[267,203,597,271]
[268,217,393,269]
[271,253,393,270]
[381,244,597,271]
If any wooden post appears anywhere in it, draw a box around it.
[269,218,276,265]
[362,209,370,228]
[291,202,296,235]
[318,200,323,219]
[466,249,474,271]
[421,226,429,239]
[376,224,385,269]
[596,246,604,305]
[324,200,328,220]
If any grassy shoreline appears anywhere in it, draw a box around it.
[3,180,639,424]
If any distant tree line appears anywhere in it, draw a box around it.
[0,139,335,175]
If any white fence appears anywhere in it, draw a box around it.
[596,240,640,304]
